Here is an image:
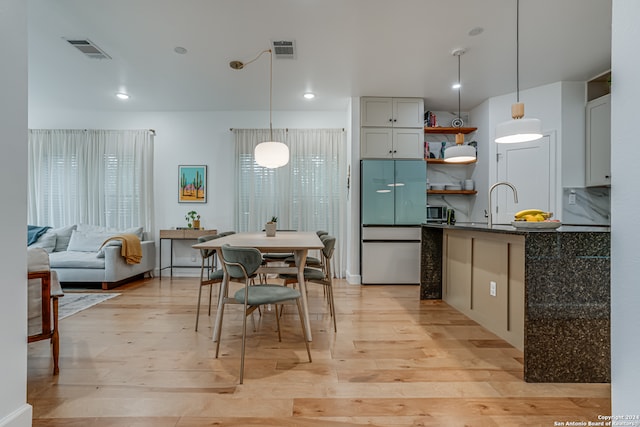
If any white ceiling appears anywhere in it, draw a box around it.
[28,0,612,113]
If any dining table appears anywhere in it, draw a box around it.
[192,231,323,342]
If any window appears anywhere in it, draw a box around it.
[28,129,154,234]
[234,128,346,276]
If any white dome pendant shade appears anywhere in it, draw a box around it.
[495,102,543,143]
[444,132,476,163]
[444,49,476,163]
[255,141,289,168]
[230,48,289,169]
[495,0,543,144]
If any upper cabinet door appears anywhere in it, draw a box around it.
[361,128,394,158]
[361,97,394,127]
[392,98,424,128]
[586,94,611,187]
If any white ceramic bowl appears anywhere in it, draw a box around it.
[430,184,445,191]
[445,184,462,190]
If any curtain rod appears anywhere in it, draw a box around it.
[229,128,345,132]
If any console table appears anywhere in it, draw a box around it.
[159,229,217,278]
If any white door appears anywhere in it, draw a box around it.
[495,133,555,224]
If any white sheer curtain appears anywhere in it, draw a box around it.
[234,128,347,277]
[28,129,155,236]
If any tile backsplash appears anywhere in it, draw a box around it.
[562,187,610,225]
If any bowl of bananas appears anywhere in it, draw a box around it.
[512,209,561,229]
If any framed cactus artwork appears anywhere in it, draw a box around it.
[178,165,207,203]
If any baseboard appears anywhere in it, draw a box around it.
[345,271,361,285]
[0,404,32,427]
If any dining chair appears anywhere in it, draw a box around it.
[27,247,64,374]
[217,243,312,384]
[282,230,328,268]
[195,231,236,331]
[280,235,337,332]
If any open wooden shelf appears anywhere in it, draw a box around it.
[424,127,477,134]
[427,190,478,195]
[426,158,477,165]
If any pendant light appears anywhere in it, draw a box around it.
[230,49,289,168]
[444,49,476,163]
[495,0,543,143]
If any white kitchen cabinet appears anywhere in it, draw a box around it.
[361,97,424,128]
[586,94,611,187]
[360,127,423,159]
[360,97,424,159]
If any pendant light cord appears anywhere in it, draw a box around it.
[457,53,461,126]
[269,49,273,141]
[235,48,274,140]
[516,0,520,103]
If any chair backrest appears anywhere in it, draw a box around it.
[316,230,329,237]
[320,234,336,259]
[27,248,52,338]
[221,244,263,279]
[197,234,222,258]
[197,231,236,258]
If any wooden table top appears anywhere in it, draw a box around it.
[192,231,323,252]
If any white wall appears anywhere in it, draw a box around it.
[0,1,32,426]
[346,97,361,283]
[474,81,588,222]
[611,0,640,414]
[28,108,347,273]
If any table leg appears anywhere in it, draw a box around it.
[212,249,228,343]
[294,249,312,342]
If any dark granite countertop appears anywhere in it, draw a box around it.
[421,222,610,234]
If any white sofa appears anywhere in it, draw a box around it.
[29,224,155,290]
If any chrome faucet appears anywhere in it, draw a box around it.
[487,181,518,227]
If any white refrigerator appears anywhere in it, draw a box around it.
[360,160,426,285]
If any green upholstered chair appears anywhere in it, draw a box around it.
[195,231,236,331]
[217,244,312,384]
[280,235,337,332]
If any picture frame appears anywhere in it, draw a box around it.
[178,165,207,203]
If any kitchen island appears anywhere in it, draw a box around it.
[420,222,610,383]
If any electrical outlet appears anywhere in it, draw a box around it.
[569,191,577,205]
[190,253,197,262]
[490,281,497,297]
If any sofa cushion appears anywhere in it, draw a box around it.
[49,251,106,269]
[76,225,144,240]
[67,230,114,252]
[68,228,143,253]
[52,225,77,252]
[28,230,57,253]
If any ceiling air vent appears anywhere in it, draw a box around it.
[65,39,111,59]
[271,40,296,59]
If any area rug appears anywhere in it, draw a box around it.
[58,292,120,319]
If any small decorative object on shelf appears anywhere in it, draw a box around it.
[265,216,277,237]
[185,210,201,229]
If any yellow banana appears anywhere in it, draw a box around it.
[514,209,544,219]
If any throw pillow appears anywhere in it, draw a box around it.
[51,225,77,252]
[28,230,57,253]
[67,230,114,252]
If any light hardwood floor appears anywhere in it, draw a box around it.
[27,276,611,426]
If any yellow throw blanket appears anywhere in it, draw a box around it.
[100,233,143,265]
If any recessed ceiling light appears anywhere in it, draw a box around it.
[174,46,188,55]
[116,92,130,100]
[452,83,461,90]
[468,26,484,37]
[303,92,315,99]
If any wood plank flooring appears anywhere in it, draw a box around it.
[27,277,611,426]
